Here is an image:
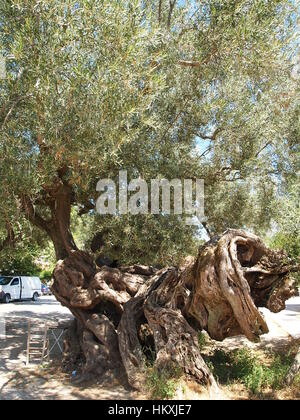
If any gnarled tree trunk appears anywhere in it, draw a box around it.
[22,180,78,261]
[51,229,298,390]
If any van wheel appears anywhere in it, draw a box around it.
[32,292,39,302]
[4,294,11,304]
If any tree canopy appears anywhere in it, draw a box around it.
[0,0,298,263]
[0,0,299,393]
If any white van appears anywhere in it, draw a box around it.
[0,276,42,304]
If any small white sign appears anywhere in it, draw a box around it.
[0,55,6,79]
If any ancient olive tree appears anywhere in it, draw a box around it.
[53,229,297,388]
[0,0,298,388]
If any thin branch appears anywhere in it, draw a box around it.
[198,146,212,158]
[224,175,244,182]
[167,0,177,28]
[158,0,162,24]
[21,195,53,234]
[202,222,212,239]
[78,200,95,216]
[0,69,26,130]
[149,59,208,72]
[177,6,201,39]
[178,60,202,68]
[1,95,30,130]
[197,127,221,141]
[255,141,272,158]
[160,96,190,143]
[0,222,16,253]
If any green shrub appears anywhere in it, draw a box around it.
[146,363,182,399]
[205,348,293,394]
[39,269,53,283]
[198,331,207,351]
[293,373,300,387]
[268,232,300,261]
[268,232,300,287]
[0,252,40,276]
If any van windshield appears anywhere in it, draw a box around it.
[0,277,13,285]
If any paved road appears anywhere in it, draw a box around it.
[260,296,300,341]
[0,296,73,372]
[0,295,73,322]
[212,296,300,351]
[0,296,140,400]
[0,294,299,399]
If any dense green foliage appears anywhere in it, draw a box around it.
[0,0,298,265]
[0,216,54,275]
[0,245,40,275]
[269,180,300,257]
[269,232,300,261]
[78,213,200,265]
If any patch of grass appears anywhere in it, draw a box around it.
[146,363,183,399]
[293,373,300,387]
[205,348,293,395]
[40,362,51,370]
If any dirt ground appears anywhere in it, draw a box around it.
[0,295,299,400]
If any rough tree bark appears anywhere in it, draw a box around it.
[0,221,16,252]
[22,180,78,260]
[50,229,298,391]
